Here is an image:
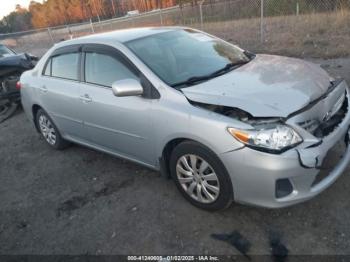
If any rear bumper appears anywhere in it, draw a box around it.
[220,84,350,208]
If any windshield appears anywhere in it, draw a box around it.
[0,45,16,58]
[126,29,250,88]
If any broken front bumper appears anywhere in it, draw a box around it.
[220,83,350,208]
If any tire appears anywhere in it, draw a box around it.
[170,141,233,211]
[35,109,69,150]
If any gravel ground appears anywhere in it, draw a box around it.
[0,58,349,257]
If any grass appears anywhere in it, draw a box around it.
[202,10,350,58]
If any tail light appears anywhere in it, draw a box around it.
[16,81,22,90]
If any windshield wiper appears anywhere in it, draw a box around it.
[210,61,249,77]
[171,60,249,88]
[172,75,211,88]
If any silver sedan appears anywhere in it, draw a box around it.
[20,27,350,210]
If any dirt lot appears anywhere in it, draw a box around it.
[0,58,350,257]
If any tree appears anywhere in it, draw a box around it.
[1,0,178,32]
[0,5,32,33]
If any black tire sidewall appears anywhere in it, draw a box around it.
[170,141,233,211]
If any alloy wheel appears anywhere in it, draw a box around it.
[38,114,57,145]
[176,154,220,203]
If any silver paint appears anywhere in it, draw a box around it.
[20,27,350,208]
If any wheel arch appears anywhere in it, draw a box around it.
[32,104,43,132]
[163,137,235,209]
[159,138,187,178]
[159,137,219,178]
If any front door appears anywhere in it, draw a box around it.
[79,47,155,165]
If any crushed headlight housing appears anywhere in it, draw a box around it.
[228,123,303,153]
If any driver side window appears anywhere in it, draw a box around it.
[84,52,138,87]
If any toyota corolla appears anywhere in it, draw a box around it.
[20,27,350,210]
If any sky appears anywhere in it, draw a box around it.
[1,0,34,19]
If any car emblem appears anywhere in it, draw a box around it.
[322,111,332,122]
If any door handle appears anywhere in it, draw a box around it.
[39,86,48,93]
[80,94,92,103]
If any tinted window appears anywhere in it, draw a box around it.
[43,59,51,76]
[126,29,249,87]
[85,52,138,87]
[51,53,79,80]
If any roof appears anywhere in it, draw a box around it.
[61,27,182,46]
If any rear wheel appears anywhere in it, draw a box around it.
[35,109,69,150]
[170,141,233,211]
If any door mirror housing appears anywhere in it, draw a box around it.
[111,79,143,97]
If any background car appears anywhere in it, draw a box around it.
[0,44,38,122]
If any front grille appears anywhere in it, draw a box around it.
[298,91,348,138]
[298,119,320,134]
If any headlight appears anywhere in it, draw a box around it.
[228,124,302,153]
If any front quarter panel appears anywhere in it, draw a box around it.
[153,86,250,163]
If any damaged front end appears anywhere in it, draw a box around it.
[290,79,350,169]
[189,79,350,205]
[189,79,349,158]
[188,101,254,122]
[190,100,303,154]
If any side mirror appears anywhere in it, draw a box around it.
[111,79,143,97]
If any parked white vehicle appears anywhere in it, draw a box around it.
[126,10,139,16]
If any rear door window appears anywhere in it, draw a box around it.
[51,53,79,80]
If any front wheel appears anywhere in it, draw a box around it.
[170,141,233,211]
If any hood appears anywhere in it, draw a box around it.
[0,53,34,70]
[182,54,332,117]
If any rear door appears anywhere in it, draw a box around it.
[79,44,156,165]
[38,45,88,140]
